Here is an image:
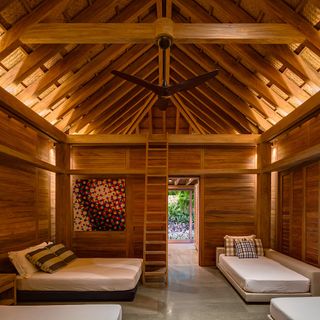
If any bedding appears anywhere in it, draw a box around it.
[0,304,122,320]
[17,258,142,292]
[219,254,310,293]
[270,297,320,320]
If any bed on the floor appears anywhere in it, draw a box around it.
[216,247,320,302]
[16,257,142,302]
[268,297,320,320]
[0,304,122,320]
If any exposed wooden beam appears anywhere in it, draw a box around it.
[261,91,320,142]
[0,87,66,142]
[0,0,66,54]
[186,178,194,185]
[0,143,63,173]
[263,143,320,172]
[67,134,147,145]
[261,0,320,51]
[20,22,305,44]
[174,178,180,185]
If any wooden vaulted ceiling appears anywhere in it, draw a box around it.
[0,0,319,135]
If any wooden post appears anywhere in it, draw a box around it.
[256,142,272,248]
[189,190,193,242]
[55,143,72,247]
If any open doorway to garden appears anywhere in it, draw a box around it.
[168,177,199,243]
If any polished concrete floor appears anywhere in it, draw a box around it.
[121,243,270,320]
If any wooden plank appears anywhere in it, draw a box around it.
[168,168,259,175]
[20,22,305,44]
[263,143,320,172]
[0,0,66,53]
[261,0,320,51]
[0,143,62,173]
[69,169,145,175]
[67,134,147,145]
[261,91,320,142]
[0,87,66,142]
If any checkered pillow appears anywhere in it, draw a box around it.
[224,235,256,256]
[234,239,258,259]
[254,238,264,256]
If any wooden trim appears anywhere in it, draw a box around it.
[20,22,304,44]
[67,134,147,145]
[68,169,146,175]
[0,143,62,173]
[263,143,320,172]
[261,91,320,142]
[0,88,66,142]
[168,169,259,175]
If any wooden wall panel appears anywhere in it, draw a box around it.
[278,160,320,267]
[203,146,256,169]
[273,114,320,162]
[168,146,202,169]
[202,175,256,266]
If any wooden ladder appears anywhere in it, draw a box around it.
[143,134,168,286]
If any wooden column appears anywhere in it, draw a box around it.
[256,142,271,247]
[55,143,72,247]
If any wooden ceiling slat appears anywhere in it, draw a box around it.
[229,44,310,102]
[173,45,274,129]
[0,0,66,54]
[66,49,158,133]
[170,64,252,133]
[32,43,131,113]
[17,44,94,101]
[0,0,14,11]
[261,0,320,51]
[46,44,154,125]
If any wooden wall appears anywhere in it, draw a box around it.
[0,110,54,261]
[70,146,145,258]
[70,144,257,265]
[278,161,320,267]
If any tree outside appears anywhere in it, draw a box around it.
[168,190,194,240]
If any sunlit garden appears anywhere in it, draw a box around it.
[168,190,194,241]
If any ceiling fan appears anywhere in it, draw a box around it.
[111,36,218,111]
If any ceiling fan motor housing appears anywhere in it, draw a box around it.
[157,35,172,49]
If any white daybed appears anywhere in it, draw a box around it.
[268,297,320,320]
[16,258,142,302]
[216,248,320,302]
[0,304,122,320]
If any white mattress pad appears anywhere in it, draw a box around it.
[0,304,122,320]
[17,258,142,292]
[270,297,320,320]
[219,255,310,293]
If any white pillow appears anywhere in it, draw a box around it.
[8,242,48,278]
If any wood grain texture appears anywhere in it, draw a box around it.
[201,175,256,266]
[278,161,320,267]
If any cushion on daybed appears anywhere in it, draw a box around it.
[8,242,48,278]
[224,235,256,256]
[46,243,77,263]
[270,297,320,320]
[26,247,67,273]
[234,239,258,259]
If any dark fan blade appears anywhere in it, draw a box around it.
[154,96,171,111]
[166,70,219,95]
[111,70,162,95]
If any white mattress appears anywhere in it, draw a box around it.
[270,297,320,320]
[219,255,310,293]
[17,258,142,292]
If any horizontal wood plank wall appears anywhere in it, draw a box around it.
[202,175,256,266]
[272,114,320,162]
[278,160,320,267]
[169,145,257,266]
[70,146,145,258]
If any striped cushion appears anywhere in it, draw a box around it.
[234,239,258,259]
[46,243,77,263]
[254,238,264,256]
[26,248,67,273]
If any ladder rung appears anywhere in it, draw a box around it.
[147,183,166,186]
[145,251,166,254]
[146,174,167,177]
[148,156,167,159]
[146,221,166,224]
[144,261,166,266]
[147,165,167,168]
[148,147,167,151]
[145,241,166,244]
[146,231,166,234]
[146,211,166,214]
[144,271,166,276]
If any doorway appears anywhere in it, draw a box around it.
[168,177,200,265]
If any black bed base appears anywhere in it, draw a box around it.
[17,285,138,302]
